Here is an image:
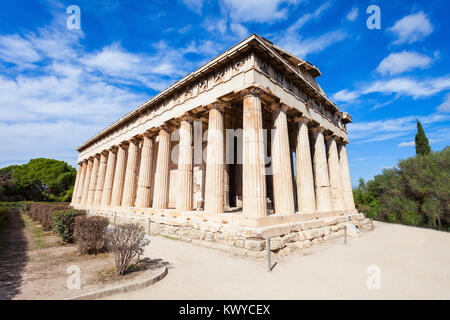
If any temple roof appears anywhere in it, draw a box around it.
[77,33,346,151]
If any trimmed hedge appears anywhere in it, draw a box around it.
[74,216,109,254]
[52,209,86,243]
[27,202,70,231]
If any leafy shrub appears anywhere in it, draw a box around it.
[105,223,150,276]
[74,216,109,254]
[52,209,86,243]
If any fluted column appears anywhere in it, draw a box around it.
[204,105,225,214]
[242,88,267,217]
[87,156,100,206]
[81,159,93,206]
[135,135,154,208]
[152,128,171,209]
[122,139,140,207]
[338,141,357,212]
[326,135,345,211]
[311,127,333,212]
[93,152,108,206]
[71,164,82,205]
[101,148,117,206]
[176,119,194,211]
[110,144,128,206]
[271,104,294,214]
[295,117,316,213]
[76,161,87,204]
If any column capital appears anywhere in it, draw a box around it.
[324,132,339,141]
[109,145,119,152]
[240,86,266,99]
[180,114,197,123]
[311,126,325,134]
[159,124,172,134]
[293,116,311,124]
[206,102,225,112]
[118,141,129,149]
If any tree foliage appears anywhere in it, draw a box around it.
[0,158,76,202]
[354,147,450,231]
[415,120,431,156]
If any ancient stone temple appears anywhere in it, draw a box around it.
[71,34,370,256]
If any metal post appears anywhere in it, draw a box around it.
[371,218,374,231]
[344,225,347,245]
[114,212,117,226]
[267,238,271,272]
[148,218,151,236]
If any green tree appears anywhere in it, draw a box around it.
[0,158,76,202]
[415,120,431,155]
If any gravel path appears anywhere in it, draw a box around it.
[103,221,450,300]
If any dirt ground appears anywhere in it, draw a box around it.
[104,221,450,300]
[0,211,167,300]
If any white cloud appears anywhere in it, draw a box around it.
[348,113,450,143]
[220,0,300,23]
[398,141,414,147]
[332,89,359,103]
[182,0,204,14]
[346,7,358,22]
[286,1,332,33]
[230,23,249,39]
[0,34,41,67]
[376,51,433,75]
[278,30,347,59]
[388,12,433,44]
[437,94,450,113]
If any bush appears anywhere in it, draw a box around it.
[74,216,109,254]
[27,202,70,230]
[52,209,86,243]
[105,223,150,276]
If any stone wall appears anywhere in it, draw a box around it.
[88,209,372,258]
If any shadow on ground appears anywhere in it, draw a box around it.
[0,210,28,300]
[128,257,171,275]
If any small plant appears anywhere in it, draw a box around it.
[105,223,150,276]
[52,209,86,243]
[74,215,109,254]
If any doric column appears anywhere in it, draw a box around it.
[176,119,194,211]
[81,159,93,206]
[110,143,128,206]
[325,135,345,211]
[87,155,100,206]
[101,147,117,206]
[270,104,294,214]
[93,152,108,206]
[76,161,87,204]
[338,141,357,212]
[71,164,82,205]
[295,117,316,213]
[135,135,154,208]
[242,88,267,217]
[152,127,171,209]
[204,105,225,214]
[122,139,140,207]
[311,127,333,212]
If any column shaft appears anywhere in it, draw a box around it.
[121,140,140,207]
[87,156,100,206]
[135,136,154,208]
[176,120,194,211]
[295,119,316,213]
[110,145,127,206]
[81,159,93,206]
[71,164,82,205]
[101,148,117,206]
[152,129,171,209]
[271,106,295,214]
[338,142,357,212]
[204,107,225,213]
[242,89,267,217]
[76,162,87,204]
[312,128,333,212]
[93,153,108,206]
[326,137,345,211]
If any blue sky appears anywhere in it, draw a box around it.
[1,0,449,186]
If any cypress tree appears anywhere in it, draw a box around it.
[415,120,431,155]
